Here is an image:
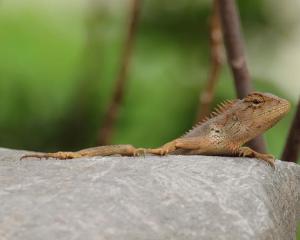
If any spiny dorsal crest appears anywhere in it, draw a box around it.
[209,99,236,118]
[182,99,237,137]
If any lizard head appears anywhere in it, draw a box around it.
[242,92,291,131]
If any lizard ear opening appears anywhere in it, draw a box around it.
[210,127,221,134]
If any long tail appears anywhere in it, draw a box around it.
[20,151,79,160]
[20,153,53,160]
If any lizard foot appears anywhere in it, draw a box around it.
[146,148,167,155]
[146,142,177,156]
[146,147,172,156]
[238,147,275,168]
[20,151,82,160]
[133,148,147,156]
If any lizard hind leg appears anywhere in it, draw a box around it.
[237,146,275,168]
[145,140,179,155]
[145,137,207,156]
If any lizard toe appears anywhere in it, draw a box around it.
[159,148,169,156]
[134,148,146,156]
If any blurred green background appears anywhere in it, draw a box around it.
[0,0,299,237]
[0,0,299,159]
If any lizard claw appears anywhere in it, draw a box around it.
[258,154,275,169]
[145,148,168,156]
[250,152,275,168]
[238,147,275,169]
[150,142,176,156]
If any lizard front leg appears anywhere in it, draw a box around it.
[21,144,142,160]
[237,146,275,168]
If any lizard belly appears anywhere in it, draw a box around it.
[173,140,238,156]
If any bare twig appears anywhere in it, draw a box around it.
[217,0,266,153]
[196,0,224,122]
[281,99,300,162]
[97,0,141,145]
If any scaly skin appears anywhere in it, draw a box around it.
[145,92,290,167]
[20,145,140,160]
[21,92,290,167]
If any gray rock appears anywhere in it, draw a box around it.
[0,147,299,240]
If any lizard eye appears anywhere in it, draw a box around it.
[252,98,263,106]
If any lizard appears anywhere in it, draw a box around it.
[20,92,290,167]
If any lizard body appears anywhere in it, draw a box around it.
[21,92,290,167]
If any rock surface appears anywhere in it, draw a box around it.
[0,147,299,240]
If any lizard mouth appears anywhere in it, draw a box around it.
[261,99,291,127]
[276,99,291,116]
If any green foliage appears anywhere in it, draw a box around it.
[0,1,298,164]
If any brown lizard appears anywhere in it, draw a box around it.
[21,92,290,167]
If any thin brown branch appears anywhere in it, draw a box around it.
[281,99,300,162]
[196,0,224,122]
[217,0,266,153]
[97,0,141,145]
